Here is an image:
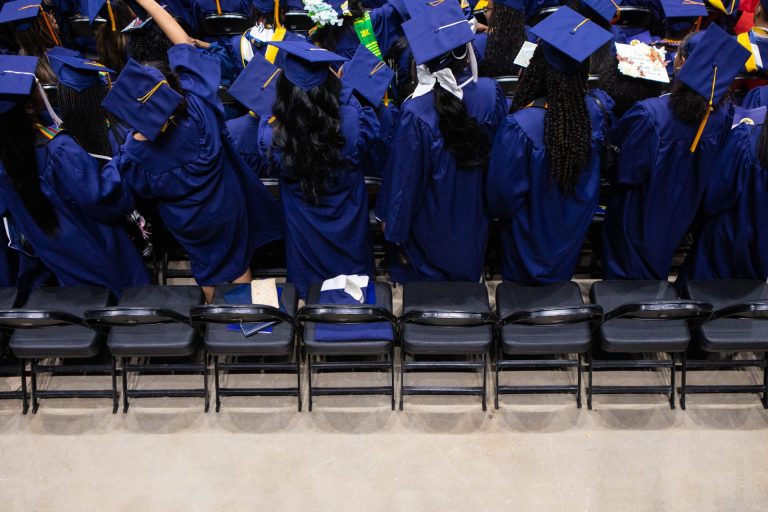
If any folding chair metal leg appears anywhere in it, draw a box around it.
[30,359,39,414]
[494,343,500,410]
[680,352,687,411]
[213,355,221,413]
[669,353,676,410]
[481,353,487,412]
[111,357,119,414]
[763,353,767,410]
[203,355,210,413]
[295,343,302,412]
[307,354,313,413]
[398,347,405,411]
[587,350,593,410]
[121,357,129,413]
[576,354,583,409]
[20,360,28,415]
[390,347,396,411]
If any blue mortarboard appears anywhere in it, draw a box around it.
[0,0,42,30]
[227,53,281,117]
[252,0,275,12]
[660,0,708,18]
[402,0,475,66]
[342,45,394,106]
[580,0,622,24]
[675,24,750,151]
[48,52,114,92]
[84,0,119,28]
[0,55,38,114]
[101,58,183,141]
[269,40,346,90]
[529,6,613,73]
[47,45,84,58]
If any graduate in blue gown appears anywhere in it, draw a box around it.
[0,55,151,296]
[102,0,282,302]
[487,6,614,283]
[602,25,751,280]
[679,109,768,281]
[245,40,379,298]
[378,1,506,283]
[478,0,529,77]
[743,85,768,109]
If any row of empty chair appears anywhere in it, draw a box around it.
[0,279,765,415]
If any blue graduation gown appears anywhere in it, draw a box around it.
[254,92,380,299]
[487,90,613,283]
[380,77,507,283]
[679,123,768,281]
[602,94,731,280]
[108,45,282,286]
[319,3,404,60]
[743,86,768,109]
[226,113,274,177]
[0,133,150,296]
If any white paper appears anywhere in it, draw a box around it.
[615,42,669,84]
[513,41,538,69]
[250,278,279,308]
[321,274,370,303]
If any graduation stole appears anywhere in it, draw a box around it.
[265,28,287,64]
[33,123,60,141]
[353,12,382,59]
[738,32,758,73]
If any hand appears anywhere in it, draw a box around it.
[133,132,148,141]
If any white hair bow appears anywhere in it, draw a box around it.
[411,42,479,101]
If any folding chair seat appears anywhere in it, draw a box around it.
[400,282,495,410]
[495,282,602,408]
[0,288,24,411]
[299,282,396,411]
[191,283,300,412]
[5,286,116,413]
[199,13,252,37]
[85,285,206,412]
[588,281,712,409]
[682,280,768,409]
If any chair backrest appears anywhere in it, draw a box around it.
[615,6,653,28]
[68,15,106,38]
[284,11,314,33]
[200,13,252,37]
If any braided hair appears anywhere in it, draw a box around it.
[271,73,347,204]
[757,122,768,168]
[512,45,591,195]
[597,54,664,117]
[479,3,526,77]
[57,83,117,157]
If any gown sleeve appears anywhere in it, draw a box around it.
[381,109,432,243]
[743,86,768,109]
[168,44,223,109]
[486,114,531,220]
[485,81,509,138]
[701,124,755,216]
[612,103,658,186]
[370,3,405,57]
[49,137,135,222]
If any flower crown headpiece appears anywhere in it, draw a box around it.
[303,0,350,28]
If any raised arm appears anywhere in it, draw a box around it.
[134,0,210,48]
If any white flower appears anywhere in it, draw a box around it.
[302,0,343,27]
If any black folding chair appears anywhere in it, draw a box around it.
[284,10,314,33]
[200,13,252,37]
[682,280,768,409]
[0,288,23,411]
[400,282,495,411]
[298,282,397,411]
[615,6,653,28]
[495,282,603,409]
[85,286,206,412]
[190,283,300,412]
[5,287,116,413]
[68,15,107,38]
[589,281,712,409]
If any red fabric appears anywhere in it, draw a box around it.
[734,0,758,34]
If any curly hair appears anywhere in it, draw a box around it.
[597,55,665,117]
[128,20,174,63]
[0,103,59,235]
[669,32,720,126]
[271,73,347,203]
[511,46,591,195]
[479,3,526,77]
[57,83,118,157]
[96,0,136,72]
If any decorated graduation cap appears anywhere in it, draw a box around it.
[101,58,183,141]
[342,45,394,106]
[227,53,281,117]
[580,0,622,24]
[0,55,38,114]
[402,0,475,66]
[528,6,613,73]
[0,0,61,44]
[48,52,114,92]
[83,0,120,30]
[676,23,750,152]
[269,40,346,90]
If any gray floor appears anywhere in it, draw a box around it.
[0,281,767,511]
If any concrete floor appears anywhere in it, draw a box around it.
[0,282,767,511]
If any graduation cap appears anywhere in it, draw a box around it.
[47,45,84,58]
[48,52,114,92]
[83,0,119,30]
[675,23,751,152]
[580,0,622,24]
[660,0,709,18]
[268,40,346,90]
[101,58,183,141]
[0,55,38,114]
[528,6,613,73]
[402,0,475,66]
[227,53,281,118]
[0,0,62,45]
[342,45,394,106]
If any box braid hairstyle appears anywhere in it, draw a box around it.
[479,3,526,77]
[511,44,591,195]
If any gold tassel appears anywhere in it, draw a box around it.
[690,65,717,153]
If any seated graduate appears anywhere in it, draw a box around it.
[596,43,666,118]
[602,25,750,280]
[739,0,768,108]
[0,55,151,296]
[656,0,710,80]
[478,0,529,77]
[487,7,614,283]
[378,1,506,283]
[245,40,379,299]
[101,0,282,303]
[678,106,768,281]
[0,0,63,84]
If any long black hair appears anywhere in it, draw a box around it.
[479,3,526,77]
[96,0,135,72]
[0,103,59,235]
[511,46,591,195]
[57,83,117,156]
[757,122,768,168]
[430,52,491,169]
[271,73,347,203]
[670,31,718,126]
[597,55,665,117]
